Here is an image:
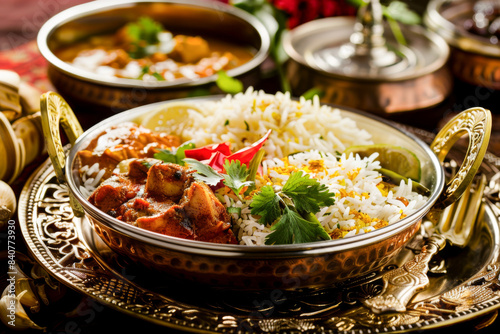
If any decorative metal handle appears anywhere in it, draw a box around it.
[362,234,446,314]
[430,107,491,208]
[40,91,85,217]
[362,107,491,314]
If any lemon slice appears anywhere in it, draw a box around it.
[344,144,421,181]
[140,102,202,135]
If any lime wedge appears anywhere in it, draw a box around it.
[344,144,421,181]
[140,102,202,134]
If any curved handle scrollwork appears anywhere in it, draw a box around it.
[40,92,84,217]
[430,107,491,208]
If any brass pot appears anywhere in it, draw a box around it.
[40,92,490,291]
[37,0,270,112]
[424,0,500,90]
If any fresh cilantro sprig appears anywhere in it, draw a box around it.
[282,172,335,213]
[183,158,224,186]
[183,158,254,199]
[250,171,335,245]
[223,160,254,198]
[265,208,331,245]
[154,142,196,166]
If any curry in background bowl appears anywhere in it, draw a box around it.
[37,0,270,111]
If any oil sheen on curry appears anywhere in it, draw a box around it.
[55,17,254,82]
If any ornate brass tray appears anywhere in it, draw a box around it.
[18,126,500,333]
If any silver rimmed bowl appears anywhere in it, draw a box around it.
[40,92,491,291]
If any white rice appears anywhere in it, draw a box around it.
[179,88,373,158]
[225,151,428,246]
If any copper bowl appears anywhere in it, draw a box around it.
[40,92,491,291]
[37,0,270,112]
[424,0,500,90]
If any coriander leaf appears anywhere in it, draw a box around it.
[223,160,254,198]
[154,142,195,166]
[265,207,330,245]
[154,149,177,163]
[175,142,196,166]
[282,171,335,214]
[184,158,224,186]
[216,70,243,94]
[250,185,281,225]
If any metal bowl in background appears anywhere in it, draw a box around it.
[37,0,270,113]
[39,91,490,291]
[283,2,453,116]
[424,0,500,90]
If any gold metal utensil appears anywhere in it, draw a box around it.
[363,173,487,314]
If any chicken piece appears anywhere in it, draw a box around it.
[136,205,195,239]
[118,196,174,224]
[88,175,142,214]
[181,181,237,244]
[145,162,193,202]
[169,35,211,64]
[117,158,157,180]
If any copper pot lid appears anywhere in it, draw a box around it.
[284,0,450,82]
[424,0,500,58]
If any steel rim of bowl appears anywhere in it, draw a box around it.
[424,0,500,58]
[283,16,451,82]
[65,96,445,258]
[37,0,271,88]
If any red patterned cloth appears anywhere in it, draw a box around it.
[0,40,53,91]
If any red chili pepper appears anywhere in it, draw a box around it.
[226,130,272,167]
[184,142,232,161]
[184,130,272,172]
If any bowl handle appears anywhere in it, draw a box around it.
[430,107,491,209]
[40,91,85,217]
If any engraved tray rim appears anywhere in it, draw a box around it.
[18,128,500,334]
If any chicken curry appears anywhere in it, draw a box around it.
[78,123,237,244]
[56,17,255,82]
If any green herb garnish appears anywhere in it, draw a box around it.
[223,160,254,200]
[126,17,164,59]
[183,158,225,186]
[184,158,254,199]
[154,141,195,166]
[250,171,334,245]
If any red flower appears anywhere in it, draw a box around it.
[271,0,357,28]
